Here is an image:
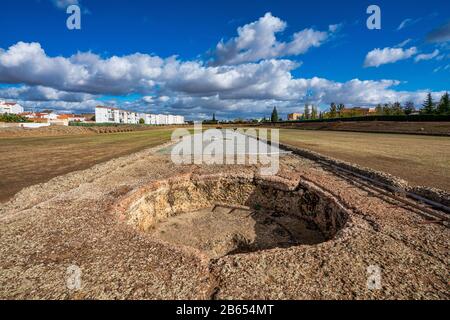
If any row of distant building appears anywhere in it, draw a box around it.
[95,106,185,125]
[287,107,378,120]
[0,101,24,115]
[0,101,185,126]
[1,101,95,126]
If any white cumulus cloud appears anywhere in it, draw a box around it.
[2,1,448,123]
[211,12,330,65]
[415,49,440,62]
[0,40,444,117]
[51,0,79,9]
[364,46,417,67]
[0,85,94,102]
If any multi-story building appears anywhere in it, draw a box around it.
[0,101,24,114]
[340,107,377,117]
[142,114,157,125]
[95,106,118,123]
[287,113,303,121]
[174,115,185,125]
[95,106,185,125]
[156,114,168,125]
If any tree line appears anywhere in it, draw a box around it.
[0,113,30,123]
[269,92,450,122]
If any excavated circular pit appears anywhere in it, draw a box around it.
[115,174,349,259]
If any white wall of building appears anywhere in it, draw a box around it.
[43,113,59,120]
[174,115,185,124]
[156,114,167,125]
[95,107,112,123]
[95,106,185,126]
[0,122,51,129]
[68,116,86,122]
[0,102,24,114]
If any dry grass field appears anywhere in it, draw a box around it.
[0,128,174,203]
[269,121,450,136]
[278,129,450,191]
[1,126,449,204]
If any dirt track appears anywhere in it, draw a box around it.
[0,141,448,300]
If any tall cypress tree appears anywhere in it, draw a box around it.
[329,103,337,118]
[311,105,318,119]
[437,92,450,114]
[422,93,435,114]
[337,104,345,117]
[271,107,279,123]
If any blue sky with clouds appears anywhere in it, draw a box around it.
[0,0,449,119]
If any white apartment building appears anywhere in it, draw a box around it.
[143,114,158,125]
[95,106,137,124]
[174,115,184,124]
[43,112,59,120]
[95,106,185,125]
[156,114,168,125]
[0,101,24,114]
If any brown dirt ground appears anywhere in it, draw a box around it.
[277,129,450,192]
[2,126,449,205]
[0,129,175,203]
[0,124,187,138]
[269,121,450,136]
[0,144,448,300]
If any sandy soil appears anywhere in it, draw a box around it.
[0,143,448,300]
[151,207,325,259]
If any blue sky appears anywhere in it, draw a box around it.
[0,0,449,119]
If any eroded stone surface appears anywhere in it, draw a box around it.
[148,207,326,259]
[0,143,448,300]
[116,174,349,239]
[115,174,348,259]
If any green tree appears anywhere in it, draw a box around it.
[311,106,318,119]
[0,113,29,123]
[422,93,435,114]
[337,104,345,117]
[437,92,450,114]
[392,102,404,115]
[404,101,415,115]
[375,104,384,115]
[304,104,311,120]
[271,107,279,123]
[139,118,145,124]
[383,103,392,115]
[329,103,337,118]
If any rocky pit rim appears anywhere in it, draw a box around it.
[113,173,351,258]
